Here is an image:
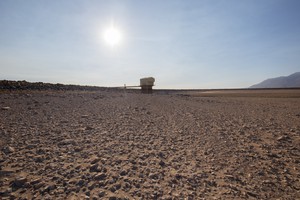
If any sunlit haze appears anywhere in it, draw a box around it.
[103,25,122,47]
[1,0,300,89]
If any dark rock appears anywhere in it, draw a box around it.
[277,135,291,141]
[44,184,56,192]
[0,187,12,196]
[91,158,100,164]
[30,178,42,185]
[77,179,85,186]
[94,173,106,181]
[149,173,159,180]
[12,176,27,188]
[159,160,166,167]
[85,126,94,130]
[87,182,97,190]
[74,147,83,152]
[90,164,101,172]
[58,139,76,146]
[34,182,46,190]
[3,146,15,154]
[34,156,44,163]
[175,173,182,180]
[98,191,106,197]
[109,186,116,192]
[120,170,127,176]
[158,152,165,158]
[247,191,258,198]
[0,169,14,176]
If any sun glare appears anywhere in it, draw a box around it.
[103,26,121,47]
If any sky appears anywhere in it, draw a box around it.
[1,0,300,89]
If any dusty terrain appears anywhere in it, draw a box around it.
[0,89,300,199]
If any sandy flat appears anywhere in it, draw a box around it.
[0,89,300,199]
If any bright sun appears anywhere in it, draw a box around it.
[103,26,121,47]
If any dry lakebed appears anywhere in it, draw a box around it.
[0,89,300,199]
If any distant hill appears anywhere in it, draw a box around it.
[250,72,300,88]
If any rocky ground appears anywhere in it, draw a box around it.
[0,80,109,91]
[0,89,300,199]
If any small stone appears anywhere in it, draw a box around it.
[149,173,159,180]
[247,191,258,198]
[94,173,106,181]
[85,126,94,130]
[44,184,56,192]
[0,187,12,196]
[0,169,15,175]
[91,195,98,200]
[34,181,45,190]
[30,178,42,185]
[91,158,100,164]
[3,146,15,154]
[115,183,121,190]
[87,182,97,190]
[159,160,166,167]
[109,186,116,192]
[277,135,290,142]
[25,144,37,149]
[98,191,106,197]
[12,176,28,188]
[90,164,100,172]
[1,107,10,110]
[158,152,165,158]
[77,179,85,186]
[120,170,127,176]
[58,139,76,146]
[225,175,235,181]
[175,173,182,179]
[34,156,44,163]
[74,147,83,152]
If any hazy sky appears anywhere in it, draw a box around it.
[1,0,300,89]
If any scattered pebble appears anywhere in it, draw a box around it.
[3,146,15,154]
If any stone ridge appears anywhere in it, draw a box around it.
[0,80,109,91]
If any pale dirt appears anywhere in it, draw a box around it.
[0,90,300,199]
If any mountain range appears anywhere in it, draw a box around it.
[250,72,300,88]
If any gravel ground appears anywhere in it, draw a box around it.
[0,90,300,199]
